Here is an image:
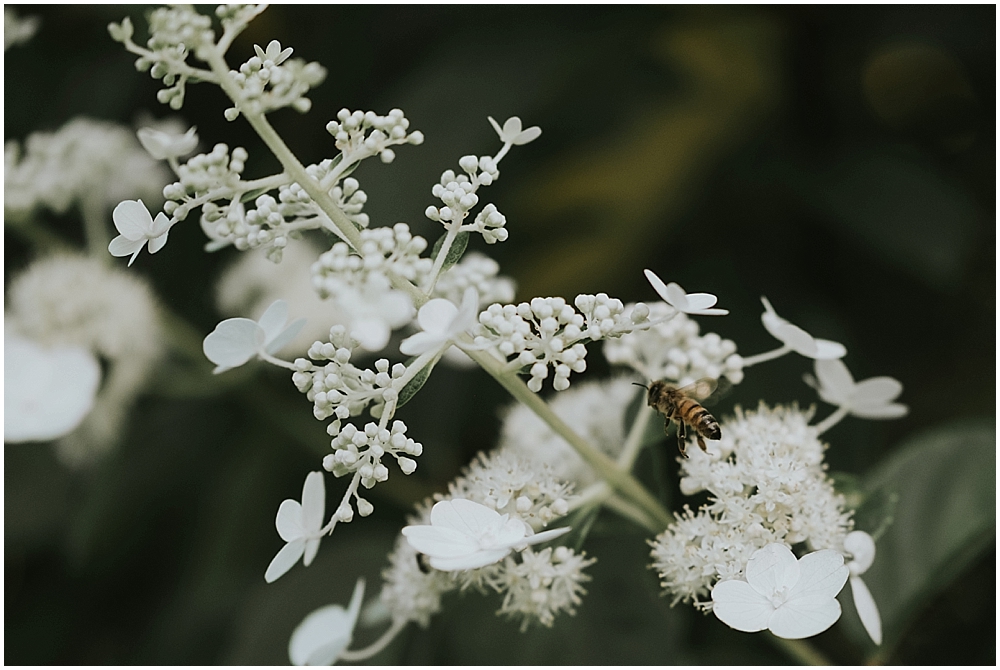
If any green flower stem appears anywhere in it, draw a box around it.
[618,401,656,470]
[603,494,662,534]
[741,344,791,368]
[465,348,673,529]
[768,634,833,666]
[423,222,461,293]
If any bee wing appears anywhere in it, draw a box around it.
[677,377,718,401]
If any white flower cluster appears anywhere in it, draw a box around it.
[605,304,744,386]
[324,419,423,491]
[5,255,163,464]
[326,108,424,167]
[425,165,507,243]
[379,450,590,632]
[5,118,170,221]
[499,377,637,486]
[476,295,649,392]
[649,404,853,608]
[225,40,327,120]
[165,142,248,221]
[430,252,516,308]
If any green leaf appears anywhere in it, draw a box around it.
[430,231,470,274]
[839,419,995,659]
[239,187,272,204]
[395,358,436,409]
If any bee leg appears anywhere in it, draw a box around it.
[696,435,707,452]
[676,419,688,458]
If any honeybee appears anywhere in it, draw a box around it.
[642,378,721,457]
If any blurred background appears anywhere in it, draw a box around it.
[5,5,994,664]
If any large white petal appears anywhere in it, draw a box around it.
[401,525,479,557]
[787,550,848,601]
[112,199,153,239]
[108,235,145,261]
[711,579,774,632]
[265,539,305,583]
[768,593,841,639]
[850,575,882,645]
[775,323,819,357]
[303,537,322,567]
[852,377,903,405]
[300,471,326,532]
[851,402,909,419]
[814,359,854,404]
[844,530,876,574]
[520,526,572,548]
[350,316,391,352]
[276,499,305,542]
[431,498,503,537]
[644,269,671,303]
[416,298,458,334]
[429,547,512,571]
[266,318,307,355]
[257,300,290,343]
[398,331,443,356]
[203,318,265,372]
[745,544,800,597]
[147,231,169,255]
[289,606,352,666]
[812,338,847,360]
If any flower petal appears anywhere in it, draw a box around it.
[416,298,459,335]
[108,235,145,260]
[852,377,903,406]
[266,318,307,356]
[147,231,169,255]
[502,116,523,139]
[787,549,848,601]
[288,578,364,668]
[850,575,882,645]
[664,283,690,311]
[812,338,847,360]
[350,316,391,352]
[851,402,909,419]
[401,524,479,557]
[711,579,774,632]
[203,318,265,373]
[488,116,504,139]
[775,322,819,357]
[520,525,572,548]
[265,539,306,583]
[276,499,305,542]
[644,269,671,303]
[112,199,153,239]
[768,592,842,639]
[398,331,443,356]
[257,299,290,344]
[431,498,504,537]
[303,537,322,567]
[814,359,854,404]
[844,530,876,575]
[512,125,542,145]
[745,543,800,597]
[300,471,326,532]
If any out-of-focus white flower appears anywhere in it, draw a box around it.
[488,116,542,146]
[4,332,101,443]
[644,269,728,316]
[5,8,39,50]
[203,299,306,374]
[108,199,176,266]
[402,499,570,571]
[6,254,163,465]
[807,359,908,419]
[336,284,414,352]
[760,297,846,360]
[288,578,365,666]
[711,543,849,639]
[266,471,326,583]
[844,530,882,645]
[399,287,478,356]
[136,125,198,160]
[497,545,596,631]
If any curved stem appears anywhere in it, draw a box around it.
[814,405,849,436]
[741,345,791,368]
[422,222,460,293]
[339,618,408,662]
[617,400,656,471]
[258,351,299,371]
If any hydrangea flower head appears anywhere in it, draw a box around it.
[203,299,306,373]
[808,359,908,419]
[644,269,728,316]
[401,498,570,571]
[711,543,849,639]
[288,578,364,665]
[265,471,326,583]
[760,297,846,360]
[108,199,176,266]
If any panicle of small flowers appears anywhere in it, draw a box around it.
[494,545,596,632]
[649,403,854,608]
[165,142,249,221]
[605,304,744,386]
[324,419,423,492]
[325,108,424,171]
[499,377,638,486]
[573,293,651,340]
[424,162,507,243]
[5,118,170,221]
[225,40,326,120]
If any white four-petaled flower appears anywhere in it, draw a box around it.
[288,578,365,666]
[644,269,728,316]
[844,530,882,645]
[711,543,849,639]
[808,359,908,419]
[203,299,306,374]
[108,199,176,266]
[136,126,198,160]
[265,471,326,583]
[401,498,571,571]
[399,287,479,356]
[760,297,846,360]
[488,116,542,146]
